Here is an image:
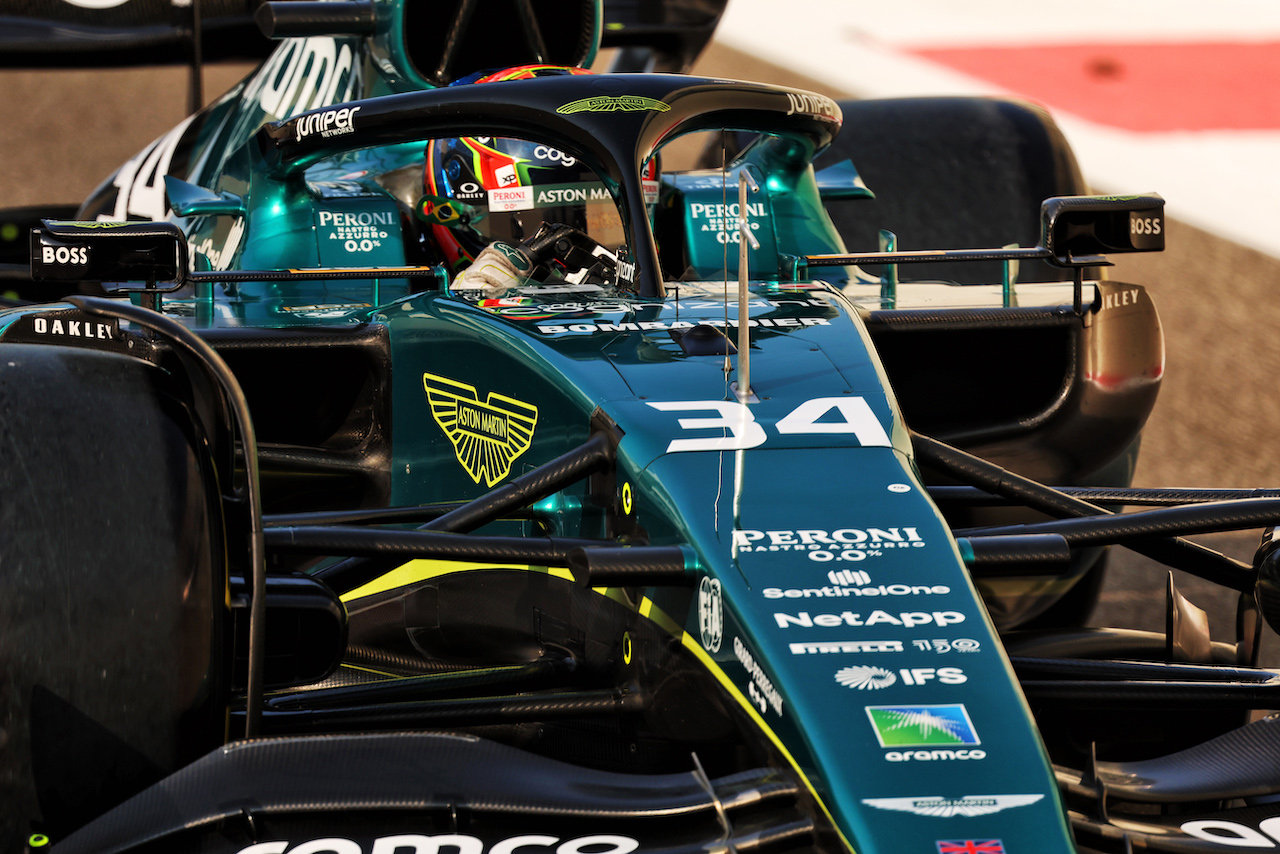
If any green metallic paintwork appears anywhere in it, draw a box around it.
[368,279,1075,854]
[313,197,405,268]
[35,27,1087,849]
[385,293,630,510]
[673,154,851,282]
[636,449,1073,854]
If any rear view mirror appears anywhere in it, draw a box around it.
[1041,193,1164,264]
[30,220,187,285]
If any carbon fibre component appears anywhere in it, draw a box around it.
[1043,193,1165,260]
[267,525,605,566]
[959,498,1280,586]
[200,324,393,513]
[567,545,695,586]
[264,658,574,710]
[0,0,269,67]
[253,1,376,38]
[931,485,1280,506]
[227,573,347,691]
[56,733,808,854]
[921,432,1252,581]
[1090,713,1280,802]
[249,687,647,733]
[311,431,615,594]
[960,534,1072,574]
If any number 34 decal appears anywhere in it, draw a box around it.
[647,397,892,453]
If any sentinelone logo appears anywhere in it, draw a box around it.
[763,571,950,599]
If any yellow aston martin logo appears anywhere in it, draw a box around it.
[556,95,671,114]
[422,373,539,486]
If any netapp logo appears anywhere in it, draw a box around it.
[774,610,965,629]
[235,834,639,854]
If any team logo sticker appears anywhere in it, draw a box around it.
[866,704,979,747]
[422,373,539,487]
[556,96,671,114]
[938,841,1005,854]
[836,665,897,690]
[698,576,723,652]
[862,794,1042,818]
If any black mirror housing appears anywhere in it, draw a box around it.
[30,220,187,285]
[1041,193,1164,265]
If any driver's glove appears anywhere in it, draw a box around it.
[451,242,534,296]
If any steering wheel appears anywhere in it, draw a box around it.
[517,223,627,288]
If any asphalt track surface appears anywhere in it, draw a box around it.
[1,45,1276,651]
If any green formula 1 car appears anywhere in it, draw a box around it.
[2,3,1278,854]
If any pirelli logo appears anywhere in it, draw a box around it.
[423,373,538,486]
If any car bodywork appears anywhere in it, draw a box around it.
[2,3,1278,854]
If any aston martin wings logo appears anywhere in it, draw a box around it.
[860,794,1044,818]
[422,373,539,486]
[556,95,671,114]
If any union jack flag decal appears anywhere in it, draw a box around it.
[937,840,1005,854]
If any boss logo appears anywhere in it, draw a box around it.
[41,245,89,265]
[1130,215,1162,236]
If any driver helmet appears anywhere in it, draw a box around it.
[420,64,658,272]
